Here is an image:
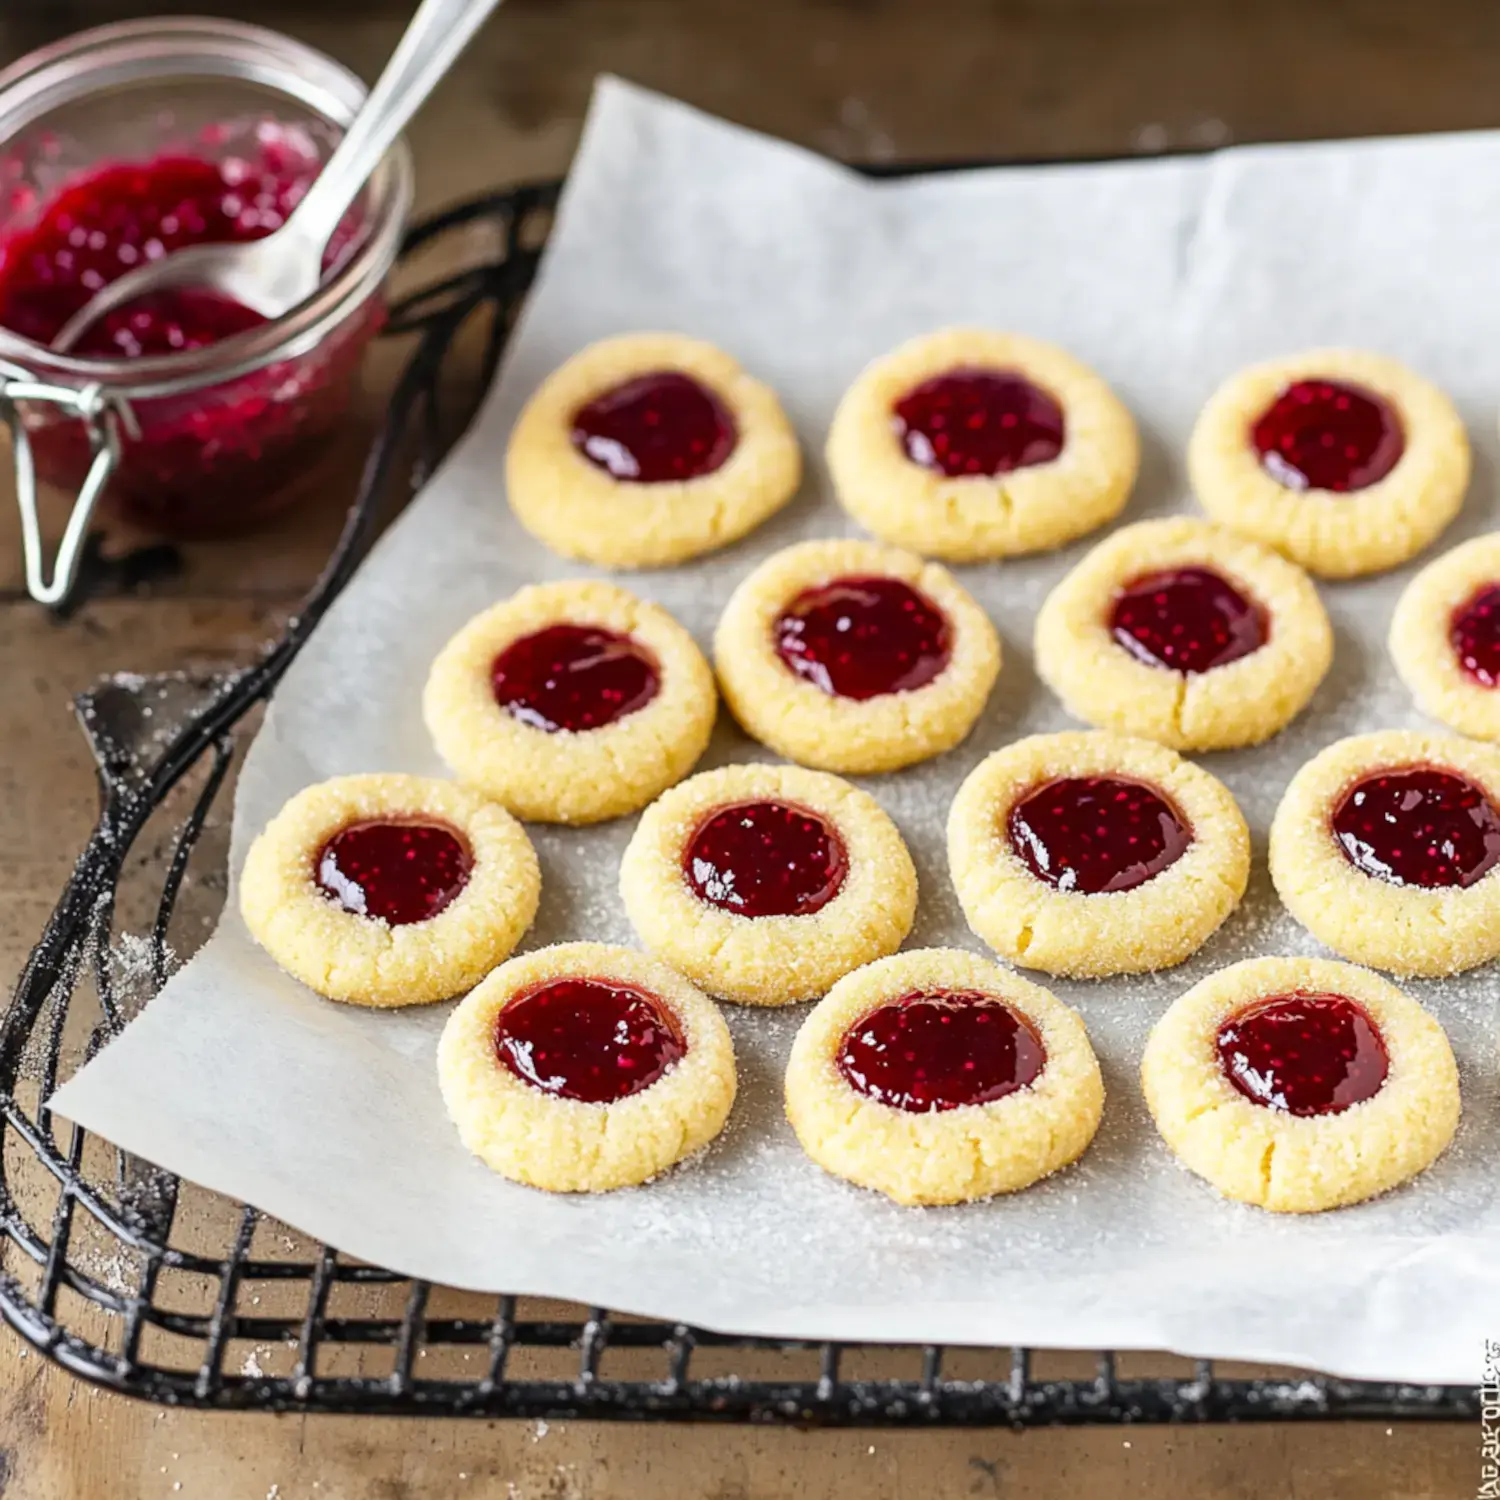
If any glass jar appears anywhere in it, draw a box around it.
[0,17,414,602]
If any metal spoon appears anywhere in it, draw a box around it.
[52,0,503,354]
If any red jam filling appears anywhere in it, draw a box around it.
[837,989,1046,1113]
[0,152,349,357]
[570,370,736,483]
[892,367,1065,477]
[1331,766,1500,890]
[491,624,660,734]
[775,575,952,700]
[1216,991,1389,1117]
[1007,776,1192,895]
[1250,378,1404,493]
[0,138,374,536]
[684,800,848,918]
[315,819,471,926]
[1450,583,1500,688]
[1109,566,1267,674]
[494,977,685,1104]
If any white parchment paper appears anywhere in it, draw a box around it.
[51,79,1500,1384]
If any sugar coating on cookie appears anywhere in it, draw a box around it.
[437,942,737,1193]
[825,328,1139,561]
[505,333,802,569]
[1269,729,1500,977]
[1187,349,1470,578]
[714,538,1000,774]
[1034,517,1332,752]
[620,763,917,1006]
[784,948,1103,1206]
[1390,532,1500,740]
[424,579,716,825]
[1141,956,1459,1212]
[948,731,1249,977]
[239,773,540,1007]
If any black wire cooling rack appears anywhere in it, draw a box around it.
[0,181,1480,1425]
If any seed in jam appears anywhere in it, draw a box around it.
[570,371,737,483]
[685,800,848,918]
[494,977,685,1104]
[1250,379,1405,493]
[1007,776,1193,895]
[775,575,952,700]
[1331,766,1500,890]
[1109,566,1267,675]
[315,820,472,926]
[892,367,1065,477]
[836,989,1046,1113]
[1450,583,1500,689]
[1216,991,1389,1117]
[492,624,660,734]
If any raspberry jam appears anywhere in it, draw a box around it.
[775,575,952,700]
[1250,378,1405,493]
[1331,766,1500,890]
[837,989,1046,1113]
[0,155,331,357]
[571,371,736,483]
[1451,583,1500,688]
[492,624,660,734]
[494,978,685,1105]
[315,819,471,926]
[1216,992,1389,1117]
[684,800,848,918]
[1008,776,1192,895]
[1109,567,1267,674]
[0,137,378,536]
[892,367,1065,476]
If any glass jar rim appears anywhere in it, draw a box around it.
[0,16,414,400]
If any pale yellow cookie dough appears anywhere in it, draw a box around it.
[1034,517,1332,752]
[825,328,1139,561]
[505,333,802,569]
[620,763,917,1007]
[948,732,1249,978]
[1187,349,1470,578]
[1390,532,1500,740]
[714,538,1000,774]
[784,949,1104,1206]
[240,773,540,1008]
[424,579,716,825]
[437,942,737,1193]
[1141,956,1460,1213]
[1268,730,1500,976]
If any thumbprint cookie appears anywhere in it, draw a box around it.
[826,327,1138,560]
[505,333,801,569]
[424,580,716,825]
[1035,517,1331,751]
[1269,729,1500,976]
[1142,956,1459,1213]
[948,731,1249,977]
[714,538,1000,774]
[621,763,917,1006]
[240,773,540,1007]
[438,943,736,1193]
[1188,349,1468,578]
[785,948,1103,1206]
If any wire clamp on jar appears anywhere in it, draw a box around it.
[1,369,137,607]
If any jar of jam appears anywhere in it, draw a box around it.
[0,18,414,603]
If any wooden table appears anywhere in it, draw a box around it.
[0,3,1489,1493]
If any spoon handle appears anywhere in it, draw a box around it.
[288,0,505,255]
